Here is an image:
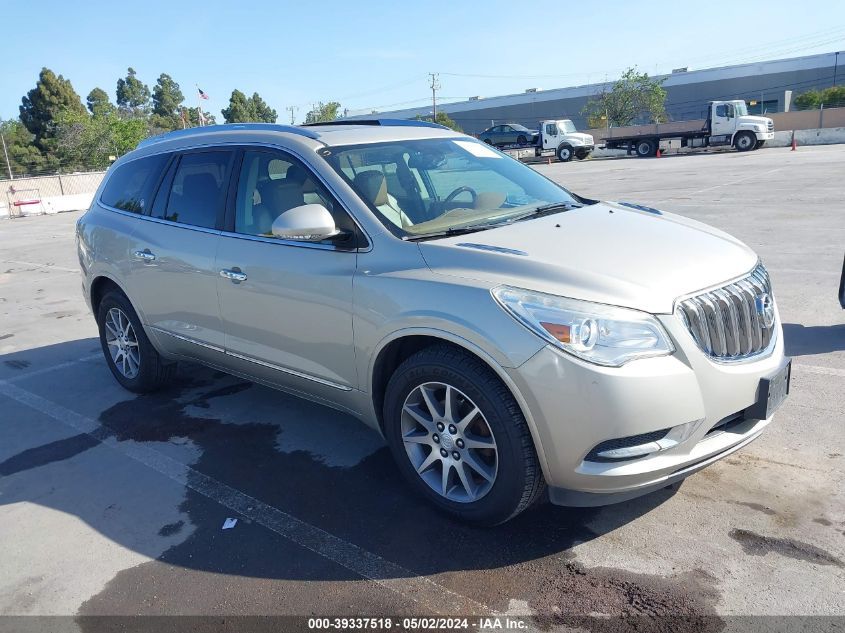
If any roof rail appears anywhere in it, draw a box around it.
[301,118,448,130]
[136,123,321,149]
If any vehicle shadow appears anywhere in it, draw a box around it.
[782,322,845,357]
[0,338,678,588]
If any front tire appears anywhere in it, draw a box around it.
[516,134,527,145]
[97,290,175,393]
[557,145,573,162]
[482,138,493,145]
[383,344,544,525]
[734,131,757,152]
[755,140,766,149]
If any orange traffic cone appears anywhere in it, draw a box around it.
[656,148,661,158]
[791,131,797,151]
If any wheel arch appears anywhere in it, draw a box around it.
[368,328,552,480]
[90,274,125,316]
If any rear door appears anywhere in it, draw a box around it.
[215,147,360,394]
[127,148,234,358]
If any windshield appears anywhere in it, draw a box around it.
[734,101,749,116]
[560,120,577,134]
[510,124,532,132]
[321,138,580,238]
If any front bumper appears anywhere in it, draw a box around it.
[758,131,775,141]
[506,311,786,506]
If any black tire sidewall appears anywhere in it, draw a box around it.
[637,140,655,157]
[517,135,527,145]
[384,353,534,524]
[557,145,573,161]
[735,131,755,151]
[97,291,162,392]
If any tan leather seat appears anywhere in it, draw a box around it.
[253,179,306,236]
[353,170,412,228]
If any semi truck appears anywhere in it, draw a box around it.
[497,119,595,162]
[602,100,775,157]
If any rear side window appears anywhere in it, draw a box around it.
[100,154,168,213]
[157,151,233,229]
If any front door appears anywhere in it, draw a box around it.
[542,121,560,150]
[711,102,736,138]
[127,149,234,358]
[216,148,359,394]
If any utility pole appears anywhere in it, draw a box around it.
[834,51,840,87]
[429,73,440,120]
[1,133,12,180]
[286,105,298,125]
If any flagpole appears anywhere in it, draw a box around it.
[195,85,203,127]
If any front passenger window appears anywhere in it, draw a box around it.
[234,150,354,241]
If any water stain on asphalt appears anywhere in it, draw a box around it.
[158,521,184,537]
[0,333,14,341]
[75,366,726,624]
[0,433,99,476]
[813,517,832,526]
[4,359,30,369]
[729,528,844,568]
[730,501,776,516]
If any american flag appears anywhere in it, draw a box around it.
[197,87,209,100]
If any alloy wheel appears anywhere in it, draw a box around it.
[104,307,140,379]
[400,381,498,502]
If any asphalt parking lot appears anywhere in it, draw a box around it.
[1,145,843,631]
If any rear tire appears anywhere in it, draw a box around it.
[557,145,573,162]
[734,131,757,152]
[482,138,493,145]
[383,344,544,525]
[97,290,176,393]
[636,139,657,157]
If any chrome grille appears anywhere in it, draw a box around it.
[767,121,774,131]
[677,264,775,361]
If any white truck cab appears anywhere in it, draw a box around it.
[539,119,595,161]
[708,100,775,150]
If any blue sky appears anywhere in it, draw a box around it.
[2,0,844,122]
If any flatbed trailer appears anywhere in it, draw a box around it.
[602,100,775,157]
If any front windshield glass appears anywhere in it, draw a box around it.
[321,138,581,238]
[510,124,532,132]
[560,120,577,134]
[734,101,749,116]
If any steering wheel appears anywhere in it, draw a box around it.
[443,185,478,207]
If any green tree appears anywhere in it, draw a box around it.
[305,101,341,124]
[582,67,667,128]
[415,111,463,132]
[86,88,115,117]
[221,89,252,123]
[222,89,277,123]
[116,67,150,115]
[19,67,87,152]
[152,73,185,118]
[248,92,277,122]
[793,85,845,110]
[54,110,148,171]
[0,118,54,176]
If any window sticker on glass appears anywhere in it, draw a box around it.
[453,140,502,159]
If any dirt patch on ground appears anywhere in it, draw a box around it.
[730,528,844,568]
[530,558,723,633]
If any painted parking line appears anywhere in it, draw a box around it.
[5,353,102,384]
[0,378,493,617]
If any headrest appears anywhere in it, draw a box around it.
[353,170,388,207]
[182,173,217,197]
[285,164,307,185]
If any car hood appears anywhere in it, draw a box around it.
[566,132,594,143]
[417,201,758,314]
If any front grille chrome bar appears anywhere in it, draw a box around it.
[677,264,776,362]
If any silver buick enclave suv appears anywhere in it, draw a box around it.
[77,120,791,524]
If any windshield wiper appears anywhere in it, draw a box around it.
[403,221,512,241]
[509,201,582,223]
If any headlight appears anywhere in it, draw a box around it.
[491,286,674,367]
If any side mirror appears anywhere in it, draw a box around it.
[271,204,340,242]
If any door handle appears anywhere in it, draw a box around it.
[220,268,247,283]
[134,249,156,262]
